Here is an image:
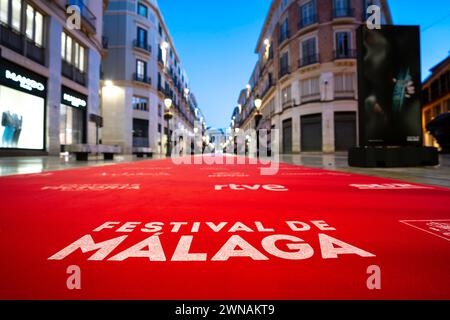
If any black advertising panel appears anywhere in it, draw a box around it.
[356,26,422,146]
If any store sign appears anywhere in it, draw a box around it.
[61,86,87,108]
[63,93,87,108]
[4,70,45,92]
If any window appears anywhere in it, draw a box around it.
[280,52,289,68]
[301,77,320,98]
[440,73,449,95]
[133,96,149,111]
[431,80,439,100]
[424,109,432,125]
[266,98,275,117]
[60,103,85,145]
[279,18,289,42]
[300,37,317,66]
[11,0,20,31]
[137,2,148,18]
[137,27,147,46]
[335,31,351,58]
[279,51,289,77]
[300,0,316,27]
[302,38,316,58]
[335,73,354,93]
[136,60,146,78]
[280,0,289,11]
[133,119,149,147]
[158,23,162,36]
[432,104,440,118]
[334,0,351,17]
[422,88,430,104]
[158,124,162,133]
[281,85,292,105]
[0,0,8,24]
[61,32,85,72]
[0,0,22,30]
[158,104,162,117]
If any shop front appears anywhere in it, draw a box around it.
[60,86,87,150]
[0,58,47,152]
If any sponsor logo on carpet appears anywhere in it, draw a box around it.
[126,167,173,170]
[13,172,54,178]
[282,172,351,176]
[41,184,141,191]
[214,184,288,191]
[350,183,433,190]
[100,172,169,177]
[208,172,250,178]
[400,220,450,241]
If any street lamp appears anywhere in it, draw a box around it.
[254,96,263,157]
[164,97,173,157]
[254,96,263,125]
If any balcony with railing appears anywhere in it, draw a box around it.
[332,7,355,19]
[133,40,151,53]
[301,92,321,103]
[298,14,318,29]
[282,99,295,110]
[334,49,357,60]
[158,48,164,65]
[261,76,274,99]
[279,65,290,79]
[334,88,355,99]
[67,0,97,33]
[298,54,320,68]
[62,60,86,86]
[133,73,152,85]
[278,31,290,45]
[260,51,274,75]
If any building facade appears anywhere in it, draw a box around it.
[422,55,450,149]
[0,0,107,156]
[101,0,203,155]
[231,0,392,153]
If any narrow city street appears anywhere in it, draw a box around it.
[1,153,449,187]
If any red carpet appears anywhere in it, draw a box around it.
[0,156,449,300]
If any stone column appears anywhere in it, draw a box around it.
[45,16,63,156]
[322,104,335,153]
[87,49,101,145]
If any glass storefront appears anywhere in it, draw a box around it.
[60,86,87,146]
[0,59,46,150]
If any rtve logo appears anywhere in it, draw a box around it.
[214,184,288,192]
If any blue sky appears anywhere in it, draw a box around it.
[158,0,450,129]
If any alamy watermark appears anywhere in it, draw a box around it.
[66,5,81,30]
[168,123,280,176]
